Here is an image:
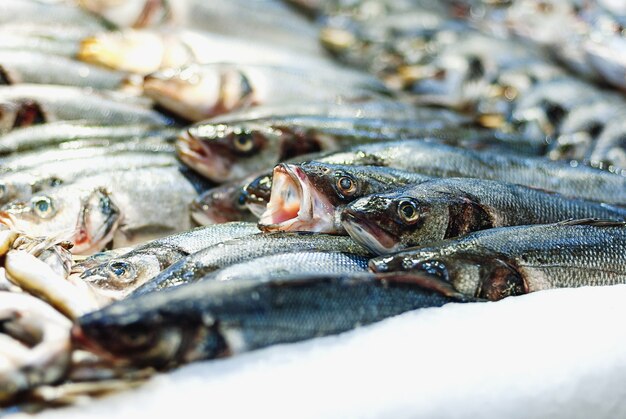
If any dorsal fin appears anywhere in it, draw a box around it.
[556,218,626,227]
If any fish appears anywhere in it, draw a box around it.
[0,167,200,254]
[0,291,72,404]
[191,178,259,225]
[202,251,369,282]
[258,162,431,234]
[78,29,341,76]
[132,232,371,295]
[369,219,626,301]
[178,113,539,183]
[11,234,74,279]
[143,63,388,121]
[0,121,177,156]
[77,222,260,300]
[0,150,178,205]
[0,85,173,133]
[341,177,626,254]
[245,140,626,207]
[0,50,130,89]
[72,272,457,368]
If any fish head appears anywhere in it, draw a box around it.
[370,249,526,301]
[341,191,448,255]
[190,183,251,225]
[243,172,274,217]
[144,65,255,121]
[79,252,163,300]
[177,122,281,182]
[0,188,122,255]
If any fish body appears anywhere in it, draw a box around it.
[202,251,369,282]
[369,220,626,300]
[0,50,128,89]
[0,0,108,30]
[78,222,260,299]
[589,118,626,174]
[0,84,172,133]
[341,177,626,254]
[259,162,432,233]
[74,273,455,368]
[132,232,370,295]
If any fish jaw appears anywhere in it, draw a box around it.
[176,130,233,182]
[341,208,402,255]
[73,188,123,255]
[258,164,336,233]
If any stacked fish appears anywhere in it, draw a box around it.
[0,0,625,411]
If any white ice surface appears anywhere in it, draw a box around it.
[26,284,626,419]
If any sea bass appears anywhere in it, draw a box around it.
[341,177,626,254]
[369,220,626,300]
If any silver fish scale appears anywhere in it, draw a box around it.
[204,251,369,282]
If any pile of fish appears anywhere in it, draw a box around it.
[0,0,625,412]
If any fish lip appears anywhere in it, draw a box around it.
[341,209,401,255]
[176,130,230,182]
[258,164,335,233]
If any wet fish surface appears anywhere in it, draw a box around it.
[73,272,457,368]
[78,222,260,300]
[132,232,371,295]
[370,220,626,301]
[341,177,626,254]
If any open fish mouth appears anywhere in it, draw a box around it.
[258,164,334,233]
[176,131,231,182]
[341,209,402,255]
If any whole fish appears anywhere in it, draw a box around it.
[341,177,626,254]
[78,29,341,76]
[245,140,626,207]
[202,251,369,282]
[0,85,172,133]
[258,162,431,233]
[0,150,178,205]
[179,117,539,182]
[132,232,370,295]
[143,63,388,121]
[369,220,626,301]
[77,222,260,300]
[0,167,200,254]
[0,50,129,89]
[73,272,456,368]
[0,121,177,155]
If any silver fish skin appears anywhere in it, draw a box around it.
[0,50,129,89]
[341,177,626,254]
[132,232,371,295]
[143,63,388,121]
[589,118,626,174]
[0,33,82,58]
[0,141,176,175]
[0,0,108,30]
[369,220,626,301]
[0,167,199,254]
[77,222,260,300]
[316,140,626,205]
[73,272,455,368]
[0,150,178,205]
[258,162,432,234]
[178,114,538,183]
[0,84,172,133]
[202,251,369,282]
[0,122,177,155]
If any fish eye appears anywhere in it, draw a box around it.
[232,132,255,154]
[118,326,154,349]
[108,261,133,281]
[336,175,357,196]
[31,196,55,219]
[397,199,420,224]
[236,192,247,209]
